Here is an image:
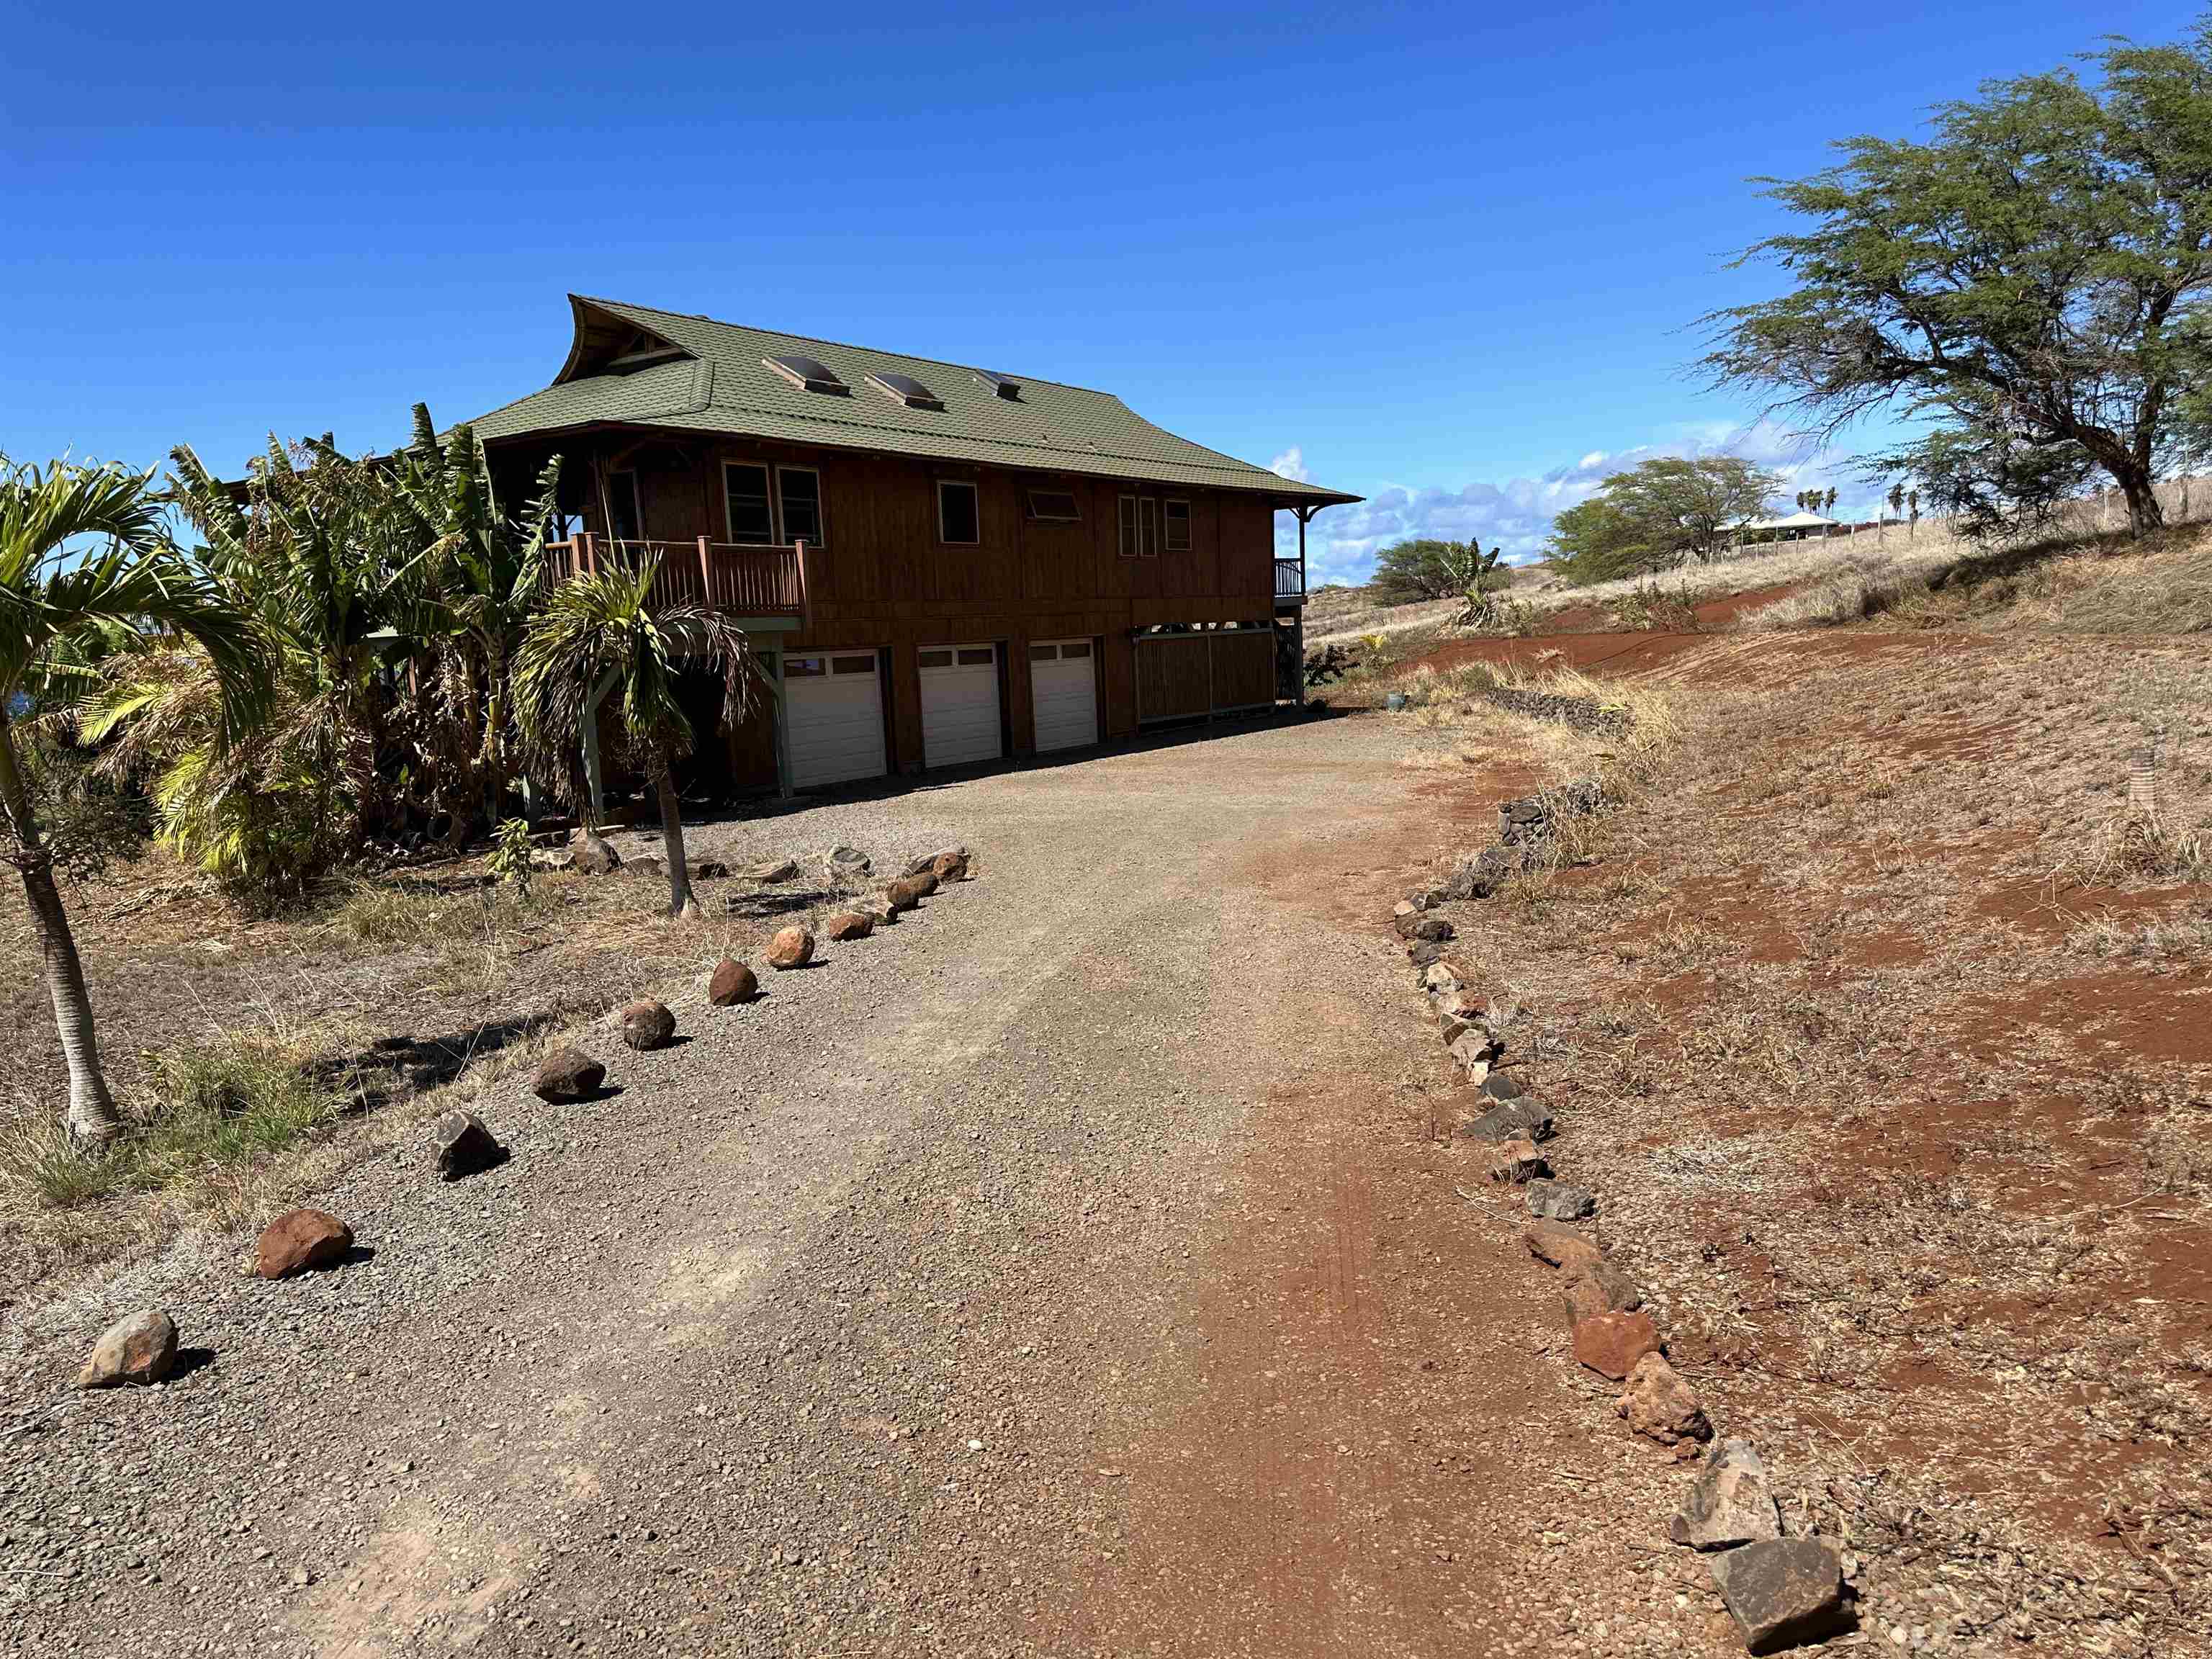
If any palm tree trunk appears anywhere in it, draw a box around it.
[0,711,122,1144]
[655,762,694,919]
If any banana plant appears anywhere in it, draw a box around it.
[389,405,561,832]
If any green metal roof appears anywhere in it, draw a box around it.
[464,296,1359,506]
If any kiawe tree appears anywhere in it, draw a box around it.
[1548,455,1779,582]
[1703,18,2212,539]
[1,458,263,1143]
[1370,537,1503,603]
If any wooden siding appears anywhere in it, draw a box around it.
[501,428,1282,783]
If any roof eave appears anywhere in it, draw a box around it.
[477,411,1359,503]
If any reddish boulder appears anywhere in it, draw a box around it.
[767,925,815,969]
[256,1208,354,1279]
[1487,1138,1550,1184]
[531,1046,606,1102]
[1616,1352,1712,1446]
[1522,1220,1605,1277]
[708,958,758,1006]
[1558,1259,1645,1326]
[619,999,676,1051]
[931,850,969,884]
[76,1310,179,1390]
[1573,1309,1662,1380]
[825,911,874,942]
[884,878,928,914]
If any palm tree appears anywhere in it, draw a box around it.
[513,559,757,918]
[1822,487,1838,516]
[1,458,263,1142]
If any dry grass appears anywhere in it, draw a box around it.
[0,842,837,1305]
[1403,624,2212,1653]
[1317,483,2212,650]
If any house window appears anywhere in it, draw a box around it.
[1163,498,1191,552]
[724,462,774,545]
[607,470,642,543]
[786,655,828,677]
[778,467,823,545]
[938,479,980,544]
[832,653,876,675]
[1026,488,1080,522]
[1119,495,1161,557]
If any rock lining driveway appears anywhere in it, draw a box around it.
[4,715,1727,1658]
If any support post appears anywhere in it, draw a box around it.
[580,531,598,575]
[769,649,793,799]
[698,535,714,608]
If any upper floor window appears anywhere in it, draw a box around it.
[1163,498,1192,553]
[938,479,980,544]
[1026,488,1080,522]
[1118,493,1159,558]
[778,467,823,544]
[724,462,774,545]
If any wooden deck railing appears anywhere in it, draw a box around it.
[1273,558,1305,601]
[545,535,808,618]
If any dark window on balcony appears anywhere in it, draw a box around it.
[608,470,642,542]
[724,463,773,545]
[778,467,823,545]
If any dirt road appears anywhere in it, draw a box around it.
[4,715,1721,1658]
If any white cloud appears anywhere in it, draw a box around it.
[1278,421,1884,585]
[1268,445,1310,482]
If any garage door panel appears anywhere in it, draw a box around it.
[787,652,886,788]
[1031,638,1097,752]
[920,643,1002,769]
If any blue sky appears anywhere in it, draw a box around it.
[3,1,2195,580]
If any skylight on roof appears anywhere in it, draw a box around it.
[866,371,944,411]
[764,354,849,395]
[974,370,1022,400]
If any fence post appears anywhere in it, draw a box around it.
[580,531,598,575]
[698,536,714,608]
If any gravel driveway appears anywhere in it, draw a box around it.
[3,714,1724,1658]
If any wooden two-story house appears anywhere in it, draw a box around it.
[467,296,1358,796]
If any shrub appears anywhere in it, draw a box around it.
[1613,581,1701,631]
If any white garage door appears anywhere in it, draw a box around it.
[1030,638,1098,752]
[919,642,1002,769]
[785,651,886,789]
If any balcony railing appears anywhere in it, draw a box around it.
[546,535,807,619]
[1274,558,1306,603]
